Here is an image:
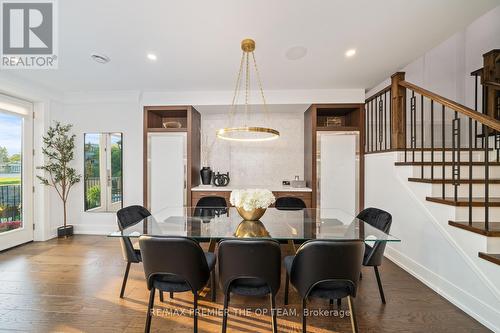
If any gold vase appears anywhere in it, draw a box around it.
[236,207,266,221]
[234,220,270,238]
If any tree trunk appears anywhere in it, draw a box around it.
[63,200,67,228]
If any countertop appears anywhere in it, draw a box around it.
[191,185,312,192]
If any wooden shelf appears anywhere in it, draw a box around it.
[147,127,187,133]
[316,126,359,132]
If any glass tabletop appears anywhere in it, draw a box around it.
[108,207,400,243]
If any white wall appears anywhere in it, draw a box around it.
[365,153,500,332]
[201,111,305,187]
[50,93,142,234]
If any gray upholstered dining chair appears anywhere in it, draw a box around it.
[139,235,216,333]
[218,239,281,333]
[116,205,151,298]
[356,207,392,304]
[284,240,364,333]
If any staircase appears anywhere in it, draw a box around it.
[365,49,500,266]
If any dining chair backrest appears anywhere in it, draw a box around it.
[116,205,151,263]
[218,239,281,296]
[290,240,364,298]
[356,207,392,266]
[139,236,211,292]
[196,196,227,208]
[275,197,306,210]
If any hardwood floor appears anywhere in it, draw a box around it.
[0,236,490,333]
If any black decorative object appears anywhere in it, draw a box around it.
[57,225,73,238]
[213,172,230,187]
[200,167,213,185]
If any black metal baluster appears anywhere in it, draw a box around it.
[371,99,374,152]
[375,96,379,151]
[474,74,478,149]
[483,86,489,232]
[389,90,392,150]
[468,116,473,225]
[452,111,460,202]
[384,91,387,150]
[442,105,446,199]
[421,95,424,178]
[379,96,383,149]
[431,100,434,179]
[410,91,416,162]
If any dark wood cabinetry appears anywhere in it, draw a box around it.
[304,104,365,209]
[143,106,201,208]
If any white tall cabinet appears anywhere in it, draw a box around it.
[148,133,187,214]
[317,132,359,215]
[144,106,201,212]
[304,104,364,211]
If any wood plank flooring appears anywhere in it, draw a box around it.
[0,236,490,332]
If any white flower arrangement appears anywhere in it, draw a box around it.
[230,189,276,211]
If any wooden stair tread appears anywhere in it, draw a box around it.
[397,148,493,152]
[426,197,500,207]
[409,178,500,184]
[448,221,500,236]
[396,161,500,166]
[478,253,500,265]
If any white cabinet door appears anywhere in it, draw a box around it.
[148,133,186,214]
[319,133,358,215]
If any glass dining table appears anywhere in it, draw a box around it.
[108,207,400,249]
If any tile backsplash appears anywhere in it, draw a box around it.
[201,112,304,188]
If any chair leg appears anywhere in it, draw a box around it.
[222,292,230,333]
[347,296,358,333]
[373,266,386,304]
[329,299,333,306]
[120,262,131,298]
[193,292,198,333]
[337,298,341,307]
[211,270,216,302]
[170,292,174,299]
[284,272,289,305]
[270,294,277,333]
[359,271,363,280]
[302,298,307,333]
[159,291,164,302]
[145,288,155,333]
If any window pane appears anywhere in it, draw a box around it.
[84,134,101,210]
[0,112,22,233]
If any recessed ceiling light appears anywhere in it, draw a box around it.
[91,53,110,64]
[345,49,356,58]
[147,53,157,61]
[285,46,307,60]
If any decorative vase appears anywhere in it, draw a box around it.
[236,207,267,221]
[57,225,73,238]
[200,167,212,185]
[234,220,270,238]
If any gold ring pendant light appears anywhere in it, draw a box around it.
[216,39,280,142]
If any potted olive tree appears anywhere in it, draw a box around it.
[38,122,81,237]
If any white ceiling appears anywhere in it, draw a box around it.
[7,0,500,93]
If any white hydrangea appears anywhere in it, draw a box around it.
[230,189,276,211]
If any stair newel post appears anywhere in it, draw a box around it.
[391,72,406,155]
[442,105,446,199]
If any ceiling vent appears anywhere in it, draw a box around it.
[91,53,110,64]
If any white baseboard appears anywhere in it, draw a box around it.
[73,224,116,235]
[385,246,500,333]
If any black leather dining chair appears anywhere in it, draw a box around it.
[116,205,151,298]
[275,197,306,210]
[195,196,227,208]
[284,240,364,333]
[218,239,281,333]
[356,207,392,304]
[139,236,216,333]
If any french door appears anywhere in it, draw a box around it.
[0,94,33,251]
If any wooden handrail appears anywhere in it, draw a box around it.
[400,80,500,132]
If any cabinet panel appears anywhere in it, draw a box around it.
[148,133,186,214]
